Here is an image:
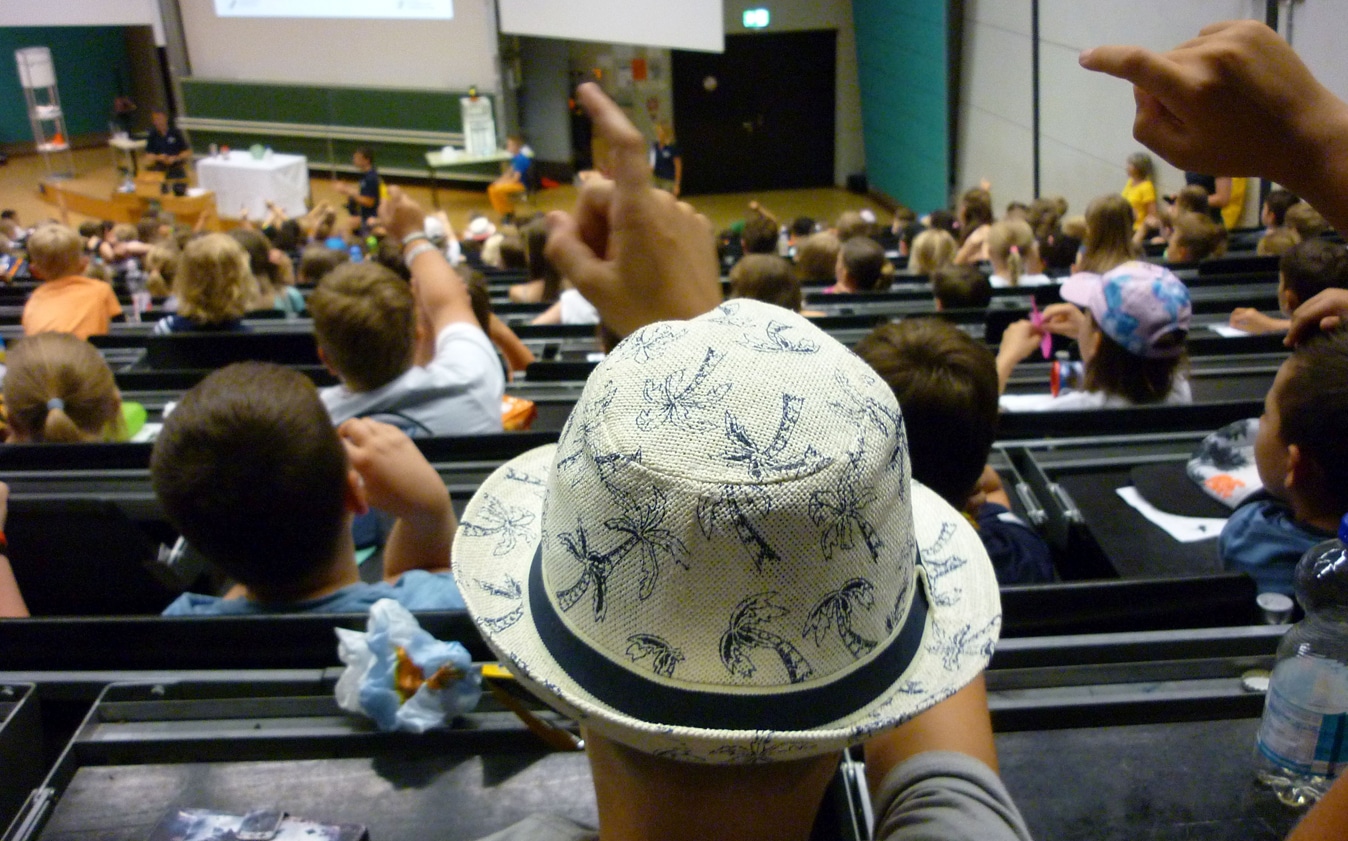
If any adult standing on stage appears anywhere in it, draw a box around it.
[651,122,682,197]
[334,147,383,234]
[144,110,191,190]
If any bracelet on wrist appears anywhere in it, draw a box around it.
[404,242,437,268]
[402,231,430,247]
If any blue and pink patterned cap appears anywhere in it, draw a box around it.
[1060,261,1192,359]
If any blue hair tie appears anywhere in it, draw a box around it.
[46,398,64,412]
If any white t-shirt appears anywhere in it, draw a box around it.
[989,272,1054,288]
[559,288,600,325]
[999,376,1192,412]
[320,322,504,435]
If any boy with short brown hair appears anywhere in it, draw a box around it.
[22,224,122,340]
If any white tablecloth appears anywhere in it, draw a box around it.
[195,150,309,219]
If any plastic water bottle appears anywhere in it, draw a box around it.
[348,244,363,263]
[1254,513,1348,807]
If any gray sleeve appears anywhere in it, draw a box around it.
[873,751,1035,841]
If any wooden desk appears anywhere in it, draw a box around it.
[424,149,511,207]
[108,136,146,176]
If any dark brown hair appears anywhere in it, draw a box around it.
[932,265,991,310]
[297,245,349,286]
[854,319,999,507]
[309,262,415,392]
[1082,315,1188,405]
[151,363,349,600]
[730,254,801,311]
[794,232,840,284]
[742,215,779,254]
[1279,329,1348,512]
[957,189,993,244]
[1280,239,1348,309]
[840,236,891,292]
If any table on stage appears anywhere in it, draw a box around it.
[195,150,309,220]
[425,149,512,207]
[108,136,146,177]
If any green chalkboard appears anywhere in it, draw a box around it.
[181,78,486,134]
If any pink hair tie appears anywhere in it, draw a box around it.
[1010,245,1020,257]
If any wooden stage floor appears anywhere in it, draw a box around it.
[0,147,890,236]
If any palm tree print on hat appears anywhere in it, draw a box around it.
[925,615,1001,671]
[459,494,536,556]
[720,592,815,683]
[808,447,883,563]
[736,320,820,354]
[720,394,830,480]
[625,633,685,677]
[624,323,689,363]
[556,379,618,484]
[804,578,879,658]
[828,370,906,468]
[696,483,780,571]
[711,733,812,764]
[637,347,731,432]
[474,575,524,633]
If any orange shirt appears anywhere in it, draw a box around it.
[22,275,123,339]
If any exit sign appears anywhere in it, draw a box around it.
[743,8,769,28]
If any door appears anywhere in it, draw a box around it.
[672,30,836,195]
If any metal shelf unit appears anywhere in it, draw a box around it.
[15,48,75,179]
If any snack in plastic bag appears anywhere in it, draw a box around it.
[335,599,482,732]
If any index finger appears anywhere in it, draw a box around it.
[576,82,650,194]
[1079,44,1188,103]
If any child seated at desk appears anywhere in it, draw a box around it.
[996,262,1192,411]
[857,318,1054,584]
[1219,330,1348,596]
[154,363,465,615]
[1229,238,1348,334]
[308,190,504,437]
[22,224,123,340]
[3,333,126,443]
[153,234,256,334]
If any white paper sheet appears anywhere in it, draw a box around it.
[1116,486,1227,543]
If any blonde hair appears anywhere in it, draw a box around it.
[1079,194,1139,274]
[986,219,1036,286]
[1257,227,1302,257]
[794,232,841,283]
[143,245,179,298]
[111,223,138,243]
[4,332,123,443]
[909,229,956,276]
[26,224,84,280]
[175,234,258,324]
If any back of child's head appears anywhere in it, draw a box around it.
[111,223,138,244]
[742,214,779,254]
[1265,189,1300,228]
[854,319,998,508]
[1257,227,1301,257]
[136,217,162,244]
[176,233,257,324]
[272,219,303,254]
[144,244,179,298]
[309,261,415,392]
[3,332,123,443]
[909,229,956,276]
[835,211,873,241]
[1170,211,1226,261]
[26,224,83,281]
[1280,238,1348,308]
[1175,185,1210,215]
[840,236,891,292]
[297,245,349,286]
[899,221,925,255]
[892,205,917,227]
[1127,151,1155,181]
[461,267,493,332]
[1027,197,1065,241]
[151,362,349,600]
[1004,201,1029,222]
[730,254,801,311]
[1079,194,1137,273]
[229,228,281,296]
[931,264,992,310]
[795,232,840,283]
[1061,265,1191,404]
[790,216,817,238]
[1285,203,1330,241]
[1276,329,1348,514]
[498,235,527,271]
[927,209,956,234]
[369,238,412,283]
[986,219,1036,285]
[77,221,102,240]
[957,188,993,240]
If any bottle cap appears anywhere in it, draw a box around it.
[1340,513,1348,544]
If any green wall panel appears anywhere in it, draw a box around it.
[0,27,132,144]
[852,0,950,213]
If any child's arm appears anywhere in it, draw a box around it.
[1229,308,1289,334]
[530,301,562,325]
[0,483,29,618]
[995,320,1044,394]
[865,674,1000,787]
[338,418,456,580]
[748,200,779,228]
[379,189,478,336]
[487,313,536,377]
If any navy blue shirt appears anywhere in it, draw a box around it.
[350,169,381,224]
[652,142,680,181]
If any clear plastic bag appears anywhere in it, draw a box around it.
[335,599,482,732]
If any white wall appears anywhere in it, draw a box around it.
[722,0,862,186]
[958,0,1266,222]
[499,0,722,53]
[176,0,501,91]
[1279,1,1348,104]
[0,0,165,44]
